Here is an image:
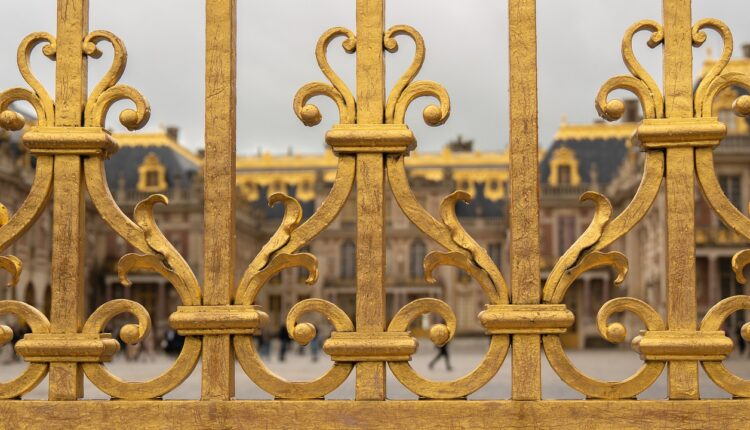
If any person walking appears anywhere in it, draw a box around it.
[428,343,453,371]
[737,322,747,356]
[278,324,291,362]
[309,331,320,363]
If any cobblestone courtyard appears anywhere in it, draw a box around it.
[4,338,750,400]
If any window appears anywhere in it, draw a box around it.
[558,165,571,186]
[488,243,502,268]
[557,216,577,256]
[719,109,737,132]
[719,175,742,211]
[136,152,167,192]
[341,240,356,279]
[146,171,159,188]
[409,240,426,280]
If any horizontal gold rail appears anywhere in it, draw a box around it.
[0,400,747,429]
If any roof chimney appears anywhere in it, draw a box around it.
[623,99,641,123]
[166,126,179,141]
[743,44,750,59]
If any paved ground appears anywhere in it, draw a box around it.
[4,338,750,400]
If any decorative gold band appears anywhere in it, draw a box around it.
[632,330,733,361]
[169,305,268,336]
[22,126,119,157]
[478,304,575,335]
[325,124,416,154]
[16,333,119,362]
[323,332,417,362]
[634,118,727,150]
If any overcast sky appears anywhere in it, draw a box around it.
[2,1,750,155]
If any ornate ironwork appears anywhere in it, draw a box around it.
[1,0,750,427]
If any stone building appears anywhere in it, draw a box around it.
[90,128,266,341]
[0,122,52,317]
[4,48,750,349]
[236,136,509,335]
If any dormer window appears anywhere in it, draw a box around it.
[548,146,581,187]
[137,152,167,193]
[146,171,159,188]
[558,165,571,186]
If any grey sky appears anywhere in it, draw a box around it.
[1,1,749,155]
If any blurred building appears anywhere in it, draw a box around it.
[3,48,750,348]
[237,136,509,335]
[0,123,52,316]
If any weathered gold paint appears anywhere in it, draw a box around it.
[0,0,749,426]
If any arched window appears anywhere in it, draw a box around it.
[409,240,426,280]
[24,283,35,308]
[341,240,356,279]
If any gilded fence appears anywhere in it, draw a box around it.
[0,0,750,428]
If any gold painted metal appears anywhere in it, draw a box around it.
[479,305,574,335]
[538,0,750,402]
[202,0,237,401]
[508,0,542,401]
[0,0,750,425]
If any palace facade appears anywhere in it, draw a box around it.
[3,50,750,349]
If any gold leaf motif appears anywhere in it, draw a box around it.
[0,32,56,130]
[293,27,357,126]
[596,20,664,121]
[0,301,50,399]
[384,25,450,126]
[83,31,150,130]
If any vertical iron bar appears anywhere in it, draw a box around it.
[662,0,699,399]
[355,0,387,401]
[202,0,237,400]
[48,0,89,401]
[508,0,541,401]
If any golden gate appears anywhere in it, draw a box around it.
[0,0,749,428]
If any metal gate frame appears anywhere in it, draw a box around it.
[1,0,750,428]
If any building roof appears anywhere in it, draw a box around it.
[541,122,635,187]
[108,130,201,191]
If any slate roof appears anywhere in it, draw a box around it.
[540,137,629,187]
[104,144,200,191]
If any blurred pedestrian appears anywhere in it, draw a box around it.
[9,322,21,362]
[309,331,320,363]
[142,331,156,362]
[278,324,291,362]
[258,329,272,359]
[428,343,453,371]
[737,322,747,356]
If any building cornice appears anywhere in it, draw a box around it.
[553,122,637,142]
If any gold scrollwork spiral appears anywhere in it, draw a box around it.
[385,140,510,398]
[384,25,450,126]
[0,25,188,399]
[236,38,358,394]
[81,130,202,399]
[539,18,687,398]
[701,296,750,397]
[0,301,50,399]
[596,20,664,121]
[541,193,664,398]
[0,32,56,130]
[83,30,150,131]
[293,27,357,126]
[235,249,355,399]
[233,157,355,399]
[690,18,750,119]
